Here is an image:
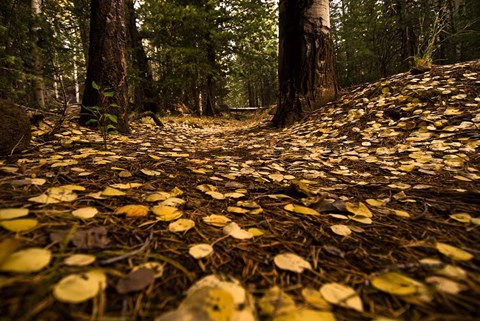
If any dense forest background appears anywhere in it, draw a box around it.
[0,0,479,114]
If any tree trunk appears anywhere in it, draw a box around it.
[272,0,338,128]
[126,0,159,113]
[31,0,45,108]
[80,0,130,134]
[204,36,216,116]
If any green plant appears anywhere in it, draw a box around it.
[83,81,118,150]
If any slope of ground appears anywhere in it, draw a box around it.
[0,60,479,321]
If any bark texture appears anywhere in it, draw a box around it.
[272,0,338,128]
[80,0,130,134]
[126,0,159,113]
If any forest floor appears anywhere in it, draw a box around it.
[1,60,480,321]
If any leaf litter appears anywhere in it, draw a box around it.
[0,61,480,320]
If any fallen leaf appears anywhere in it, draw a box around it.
[274,308,336,321]
[0,248,51,273]
[116,268,155,294]
[330,224,352,236]
[189,244,214,259]
[72,207,98,219]
[0,219,38,232]
[53,269,107,303]
[301,288,331,310]
[64,254,96,266]
[346,202,372,217]
[0,208,29,220]
[202,214,231,227]
[168,218,195,232]
[435,242,473,261]
[274,253,312,273]
[320,282,363,312]
[284,204,320,216]
[371,272,418,295]
[115,204,149,217]
[101,187,126,196]
[152,205,183,221]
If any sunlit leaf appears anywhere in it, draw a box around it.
[320,283,363,312]
[274,253,312,273]
[0,248,51,273]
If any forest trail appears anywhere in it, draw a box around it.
[1,60,479,321]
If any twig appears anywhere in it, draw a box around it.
[99,231,153,265]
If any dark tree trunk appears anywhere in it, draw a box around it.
[126,0,159,113]
[80,0,130,134]
[272,0,338,128]
[204,36,216,116]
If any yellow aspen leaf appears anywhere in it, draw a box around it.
[72,207,98,219]
[330,224,352,236]
[145,192,170,202]
[64,254,96,266]
[115,205,149,217]
[371,272,418,295]
[274,309,336,321]
[53,270,107,303]
[393,209,411,218]
[350,215,373,224]
[346,202,372,217]
[0,219,38,232]
[247,227,265,236]
[366,199,384,207]
[320,283,363,312]
[205,191,225,200]
[101,187,126,196]
[110,183,143,189]
[227,206,249,214]
[0,248,51,273]
[449,213,472,223]
[435,242,473,261]
[152,205,183,221]
[301,288,331,310]
[168,219,195,233]
[258,286,296,315]
[274,253,312,273]
[169,187,184,197]
[0,208,29,220]
[189,244,213,259]
[160,197,186,207]
[284,204,320,216]
[203,214,231,227]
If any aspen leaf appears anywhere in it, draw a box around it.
[320,283,363,312]
[258,286,296,315]
[247,227,265,236]
[350,215,373,224]
[189,244,213,259]
[274,253,312,273]
[145,192,170,202]
[393,209,410,218]
[115,205,149,217]
[274,309,336,321]
[435,242,473,261]
[110,183,142,189]
[160,197,186,207]
[64,254,96,266]
[197,184,217,192]
[284,204,320,216]
[0,238,21,264]
[169,187,184,197]
[72,207,98,219]
[0,219,38,232]
[0,248,51,273]
[152,205,183,221]
[224,192,245,199]
[141,169,162,176]
[330,224,352,236]
[0,208,29,220]
[227,206,249,214]
[101,187,126,196]
[346,202,372,217]
[425,276,466,294]
[203,214,231,227]
[301,288,331,310]
[53,269,107,303]
[449,213,471,223]
[371,272,418,295]
[168,218,195,232]
[229,228,254,240]
[366,199,384,207]
[205,191,225,200]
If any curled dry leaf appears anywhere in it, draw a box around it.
[274,253,312,273]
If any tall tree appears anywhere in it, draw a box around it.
[31,0,45,108]
[272,0,338,128]
[80,0,130,133]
